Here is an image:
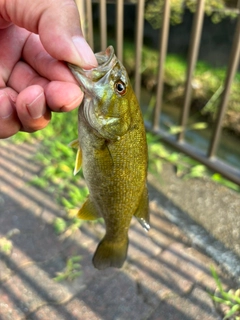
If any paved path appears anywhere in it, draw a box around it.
[0,141,238,320]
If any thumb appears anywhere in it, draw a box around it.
[0,0,97,68]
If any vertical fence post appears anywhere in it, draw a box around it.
[99,0,107,51]
[207,5,240,159]
[178,0,205,142]
[86,0,94,50]
[75,0,86,37]
[116,0,124,62]
[153,0,171,131]
[134,0,145,101]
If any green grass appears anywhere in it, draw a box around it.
[147,133,240,192]
[10,45,240,212]
[0,229,20,256]
[53,255,82,282]
[145,0,238,28]
[12,109,88,212]
[93,37,240,126]
[11,107,239,220]
[0,237,13,255]
[121,41,240,120]
[209,266,240,319]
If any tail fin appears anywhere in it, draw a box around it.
[92,236,128,270]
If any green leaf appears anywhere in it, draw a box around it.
[53,218,67,234]
[223,304,240,319]
[186,165,206,179]
[210,266,224,293]
[53,273,68,282]
[0,237,13,255]
[189,122,208,130]
[61,197,74,209]
[211,173,240,191]
[70,256,82,263]
[168,125,184,135]
[55,141,73,157]
[66,258,73,269]
[53,255,82,282]
[30,176,49,188]
[73,271,82,277]
[210,295,230,304]
[166,153,179,163]
[226,292,240,305]
[72,263,81,269]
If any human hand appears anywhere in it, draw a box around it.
[0,0,97,138]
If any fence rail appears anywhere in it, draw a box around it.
[77,0,240,186]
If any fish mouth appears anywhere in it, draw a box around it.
[68,46,117,92]
[94,46,115,72]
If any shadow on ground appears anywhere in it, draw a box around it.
[0,141,237,320]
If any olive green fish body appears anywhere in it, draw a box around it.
[69,46,149,270]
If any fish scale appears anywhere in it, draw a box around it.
[68,46,149,270]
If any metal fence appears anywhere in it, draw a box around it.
[77,0,240,186]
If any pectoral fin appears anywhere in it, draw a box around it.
[78,197,101,220]
[73,148,82,176]
[69,139,79,149]
[134,185,150,231]
[69,139,82,175]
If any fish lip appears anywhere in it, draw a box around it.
[95,45,115,69]
[68,46,116,81]
[68,46,117,94]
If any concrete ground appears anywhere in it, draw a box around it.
[0,140,239,320]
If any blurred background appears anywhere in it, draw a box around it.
[1,1,240,319]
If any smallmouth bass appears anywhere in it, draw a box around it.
[68,46,149,270]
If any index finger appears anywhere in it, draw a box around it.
[22,33,76,83]
[0,0,97,68]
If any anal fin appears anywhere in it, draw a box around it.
[78,197,101,221]
[134,185,150,231]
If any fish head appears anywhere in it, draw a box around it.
[68,46,136,141]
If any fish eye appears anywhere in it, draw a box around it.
[115,81,126,95]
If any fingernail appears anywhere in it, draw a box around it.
[0,93,13,119]
[72,36,98,68]
[26,93,46,119]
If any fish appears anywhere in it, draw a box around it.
[68,46,149,270]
